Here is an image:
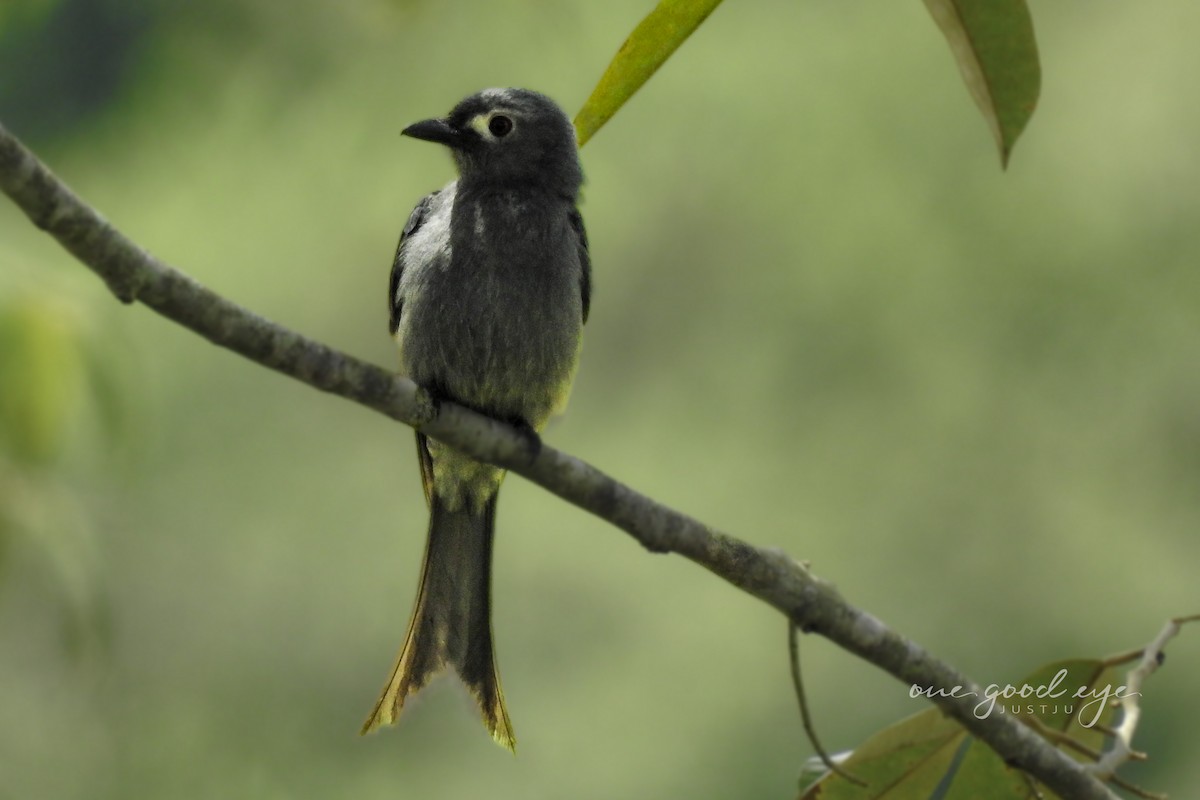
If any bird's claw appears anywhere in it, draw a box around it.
[510,419,542,464]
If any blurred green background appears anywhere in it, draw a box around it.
[2,0,1198,797]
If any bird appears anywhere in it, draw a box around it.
[360,88,591,751]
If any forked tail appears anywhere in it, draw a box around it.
[360,492,515,750]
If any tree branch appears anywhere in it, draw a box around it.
[0,121,1117,800]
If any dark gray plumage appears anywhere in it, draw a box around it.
[361,88,590,749]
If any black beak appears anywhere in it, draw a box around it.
[401,117,460,147]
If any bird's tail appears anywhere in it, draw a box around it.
[360,491,515,750]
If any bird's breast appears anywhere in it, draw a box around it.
[396,194,583,428]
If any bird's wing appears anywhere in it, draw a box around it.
[388,190,441,335]
[569,208,591,324]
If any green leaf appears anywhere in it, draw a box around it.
[0,295,86,466]
[1018,658,1121,750]
[799,710,964,799]
[801,659,1123,799]
[923,0,1041,167]
[0,276,133,467]
[574,0,724,147]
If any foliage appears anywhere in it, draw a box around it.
[575,0,1040,165]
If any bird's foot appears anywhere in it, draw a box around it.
[509,418,542,464]
[413,383,446,426]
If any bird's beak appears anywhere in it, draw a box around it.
[401,117,460,147]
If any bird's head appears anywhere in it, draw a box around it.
[402,88,582,198]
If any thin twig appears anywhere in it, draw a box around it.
[1087,614,1200,781]
[1019,716,1103,763]
[0,120,1121,800]
[1109,772,1167,800]
[788,622,865,786]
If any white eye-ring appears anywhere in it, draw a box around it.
[470,112,516,140]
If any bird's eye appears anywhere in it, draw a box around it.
[488,115,513,137]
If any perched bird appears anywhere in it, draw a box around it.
[360,88,591,750]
